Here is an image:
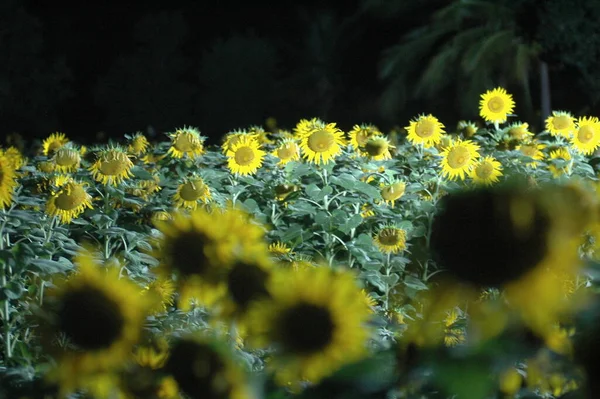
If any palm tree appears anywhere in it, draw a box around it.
[377,0,550,127]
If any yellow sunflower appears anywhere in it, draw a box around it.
[379,180,406,208]
[571,116,600,155]
[469,156,503,186]
[45,180,93,224]
[479,87,515,124]
[506,122,533,141]
[457,120,478,138]
[360,203,376,218]
[293,117,326,139]
[248,125,274,145]
[173,177,212,209]
[271,139,300,166]
[41,246,150,397]
[143,278,176,314]
[167,127,205,159]
[373,226,407,253]
[127,175,162,201]
[516,140,546,168]
[299,123,346,165]
[364,136,394,160]
[0,155,17,209]
[268,241,292,256]
[52,146,81,173]
[127,133,150,156]
[405,114,445,148]
[246,267,371,386]
[165,336,252,399]
[226,136,265,175]
[348,124,381,155]
[548,147,572,178]
[89,147,135,186]
[439,138,480,181]
[42,132,70,156]
[545,110,576,137]
[0,146,25,170]
[221,129,260,154]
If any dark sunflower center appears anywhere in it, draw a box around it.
[278,303,334,354]
[227,261,270,309]
[430,187,550,288]
[58,286,125,350]
[168,231,211,278]
[166,340,231,399]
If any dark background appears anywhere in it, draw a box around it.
[3,0,600,146]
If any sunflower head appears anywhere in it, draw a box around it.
[173,177,212,209]
[221,129,259,154]
[548,147,572,178]
[89,147,135,186]
[380,181,406,207]
[405,114,445,148]
[226,136,265,176]
[348,124,381,154]
[127,133,150,156]
[53,146,82,173]
[469,156,503,186]
[268,241,292,256]
[299,123,346,165]
[439,138,481,181]
[506,122,533,141]
[272,138,300,166]
[571,116,600,155]
[167,127,205,159]
[364,136,393,160]
[516,141,546,168]
[45,180,93,224]
[457,120,478,138]
[479,87,515,124]
[374,226,407,253]
[42,132,70,156]
[294,117,326,139]
[546,111,576,137]
[0,155,17,210]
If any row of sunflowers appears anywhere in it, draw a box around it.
[0,87,599,398]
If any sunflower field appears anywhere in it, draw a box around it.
[1,88,600,399]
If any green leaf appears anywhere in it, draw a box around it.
[339,214,363,235]
[403,275,428,291]
[29,258,71,274]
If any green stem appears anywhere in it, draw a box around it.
[384,252,392,311]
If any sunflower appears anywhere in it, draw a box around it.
[128,176,162,201]
[545,111,576,137]
[165,336,252,399]
[516,141,546,168]
[360,203,376,218]
[443,308,466,347]
[479,87,515,124]
[143,278,176,314]
[457,120,478,138]
[380,180,406,207]
[373,226,407,254]
[248,125,274,145]
[52,146,81,173]
[45,180,93,224]
[0,155,17,209]
[469,156,503,186]
[271,139,300,166]
[348,124,381,155]
[571,116,600,155]
[506,122,533,141]
[364,136,394,160]
[299,123,346,165]
[173,177,212,209]
[405,114,445,148]
[247,267,371,386]
[127,133,150,156]
[548,147,572,178]
[221,129,260,154]
[89,147,135,186]
[439,138,480,181]
[268,241,292,256]
[0,146,25,170]
[41,246,150,397]
[167,127,205,159]
[293,117,326,139]
[499,368,522,396]
[226,136,265,176]
[42,132,70,156]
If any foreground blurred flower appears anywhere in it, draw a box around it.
[299,123,346,165]
[479,87,515,124]
[165,336,252,399]
[39,246,150,396]
[167,127,205,159]
[0,155,17,209]
[439,138,480,181]
[545,110,576,138]
[226,136,265,176]
[89,147,135,186]
[45,179,93,224]
[405,114,445,148]
[42,132,70,156]
[247,267,371,386]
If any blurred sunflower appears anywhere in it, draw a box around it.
[571,116,600,155]
[167,127,205,159]
[360,203,376,218]
[548,147,572,178]
[506,122,533,141]
[165,336,251,399]
[127,133,150,157]
[405,114,445,148]
[373,226,407,254]
[545,111,576,137]
[226,136,265,176]
[439,138,480,181]
[516,140,546,168]
[299,123,346,165]
[0,146,25,170]
[443,308,466,347]
[143,278,176,314]
[348,124,381,155]
[42,132,70,156]
[294,117,326,138]
[380,180,406,207]
[271,138,300,166]
[479,87,515,124]
[45,180,93,224]
[364,136,394,160]
[0,155,17,209]
[173,177,212,209]
[457,120,478,138]
[247,267,371,386]
[248,125,274,145]
[469,156,503,186]
[40,246,150,397]
[89,147,135,186]
[52,146,81,173]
